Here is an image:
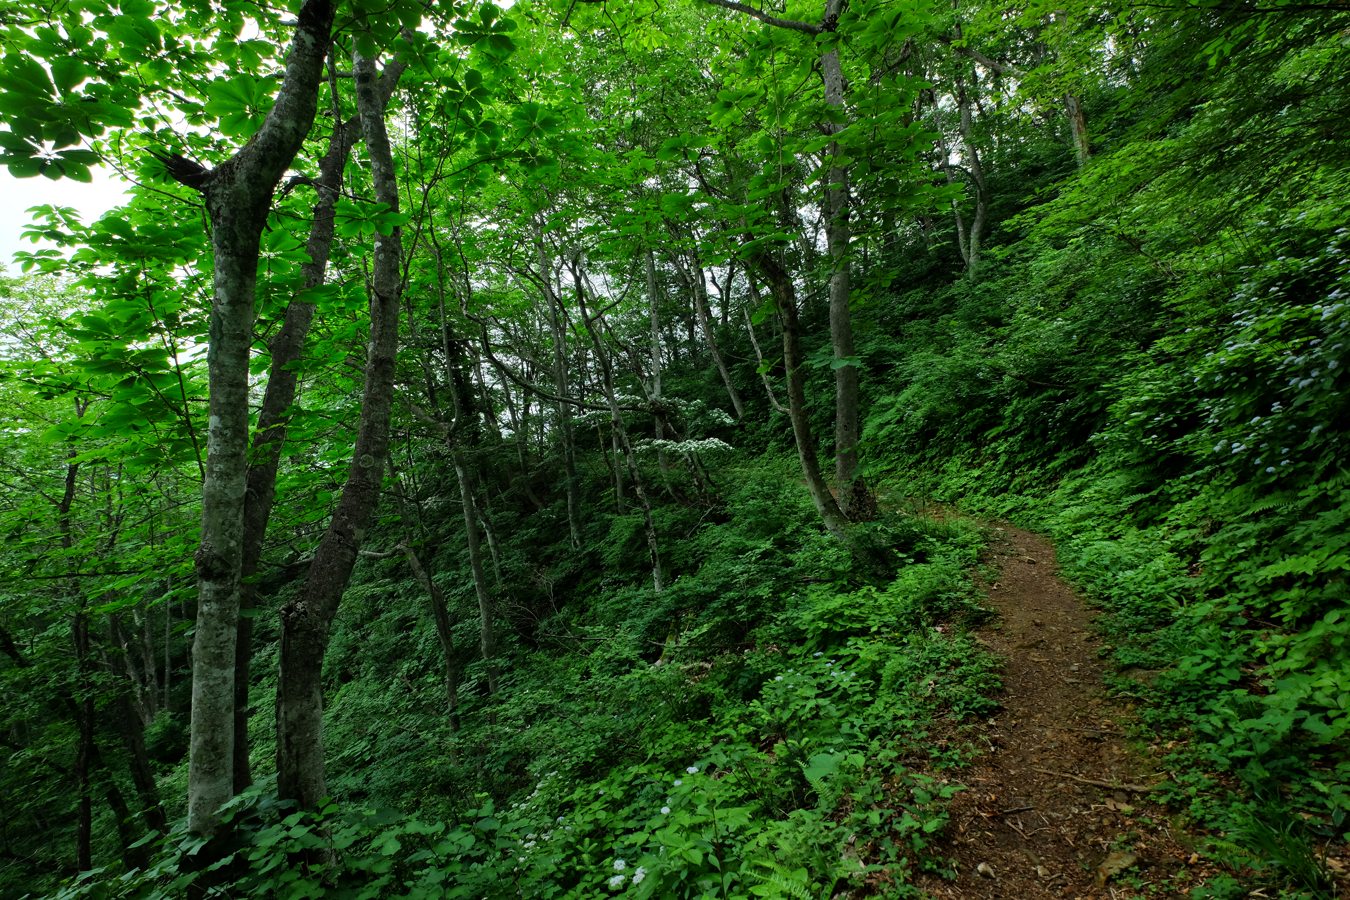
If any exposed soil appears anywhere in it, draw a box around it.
[916,523,1211,899]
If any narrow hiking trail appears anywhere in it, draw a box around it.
[916,522,1212,899]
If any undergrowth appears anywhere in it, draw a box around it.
[49,462,998,899]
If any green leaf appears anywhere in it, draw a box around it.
[5,155,43,178]
[0,54,56,100]
[49,58,89,95]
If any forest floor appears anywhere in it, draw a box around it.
[915,521,1215,899]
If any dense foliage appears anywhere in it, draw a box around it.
[0,0,1346,896]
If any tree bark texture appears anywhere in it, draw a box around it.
[186,0,337,837]
[276,45,402,810]
[232,53,406,795]
[1064,92,1090,167]
[749,253,850,539]
[956,74,988,275]
[820,23,869,519]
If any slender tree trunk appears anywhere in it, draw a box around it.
[400,541,462,725]
[956,74,988,276]
[678,251,745,419]
[139,609,158,717]
[452,457,497,693]
[1064,93,1089,166]
[743,277,788,414]
[389,466,463,726]
[74,612,93,872]
[182,0,337,836]
[109,616,154,727]
[115,690,167,833]
[543,264,583,546]
[645,247,663,439]
[54,454,94,871]
[938,127,970,267]
[477,500,506,588]
[748,254,850,539]
[276,45,401,811]
[572,264,663,593]
[820,7,870,520]
[442,331,501,694]
[162,590,171,713]
[94,757,141,870]
[610,426,626,508]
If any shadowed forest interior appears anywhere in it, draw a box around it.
[0,0,1347,896]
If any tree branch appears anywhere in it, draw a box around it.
[697,0,823,34]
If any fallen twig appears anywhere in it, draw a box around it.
[1032,767,1161,793]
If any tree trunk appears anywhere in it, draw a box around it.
[645,247,663,437]
[956,74,988,276]
[1064,92,1089,167]
[73,611,93,872]
[94,756,141,870]
[453,456,497,694]
[543,261,583,546]
[400,541,462,725]
[116,689,168,833]
[233,63,378,794]
[748,253,850,539]
[183,0,337,837]
[939,128,970,268]
[572,263,664,593]
[678,250,745,419]
[742,276,788,414]
[821,0,871,520]
[276,44,401,811]
[441,330,501,693]
[389,466,463,726]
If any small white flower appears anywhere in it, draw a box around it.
[632,866,647,885]
[673,779,682,786]
[813,651,823,657]
[774,675,783,681]
[614,859,627,872]
[660,806,671,815]
[608,874,626,889]
[686,766,699,775]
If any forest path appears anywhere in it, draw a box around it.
[914,521,1207,898]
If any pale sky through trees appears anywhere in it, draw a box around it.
[0,166,129,269]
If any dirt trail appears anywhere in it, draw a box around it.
[917,523,1205,898]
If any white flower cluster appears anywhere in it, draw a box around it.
[634,437,734,456]
[607,858,647,890]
